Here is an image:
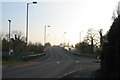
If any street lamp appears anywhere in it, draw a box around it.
[80,31,81,43]
[26,1,37,45]
[44,25,50,46]
[64,32,66,47]
[47,34,50,43]
[26,1,37,57]
[8,19,11,42]
[79,31,83,43]
[8,19,11,55]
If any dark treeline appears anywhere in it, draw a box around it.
[99,15,120,78]
[75,42,95,54]
[2,31,44,60]
[75,28,102,54]
[74,15,120,78]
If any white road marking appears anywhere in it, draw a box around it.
[64,68,82,76]
[57,61,60,64]
[75,61,79,63]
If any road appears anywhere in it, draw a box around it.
[2,46,100,78]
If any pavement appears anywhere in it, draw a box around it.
[2,46,100,79]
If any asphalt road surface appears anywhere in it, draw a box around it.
[2,46,100,78]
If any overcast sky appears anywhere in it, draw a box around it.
[1,0,120,46]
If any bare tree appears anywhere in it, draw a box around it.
[112,10,117,21]
[117,1,120,16]
[11,30,25,41]
[99,29,103,46]
[84,28,99,45]
[84,28,99,53]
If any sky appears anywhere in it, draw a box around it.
[1,0,120,46]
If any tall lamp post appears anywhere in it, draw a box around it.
[8,19,11,42]
[8,19,11,55]
[80,31,81,43]
[47,34,50,43]
[26,1,37,45]
[79,31,83,43]
[64,32,66,47]
[44,25,50,46]
[26,2,37,55]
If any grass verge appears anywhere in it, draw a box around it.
[2,54,44,64]
[2,58,26,64]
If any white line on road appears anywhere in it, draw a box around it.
[63,68,82,77]
[75,61,79,63]
[56,61,60,64]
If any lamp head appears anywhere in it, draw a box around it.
[8,20,11,22]
[48,25,50,27]
[33,1,37,4]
